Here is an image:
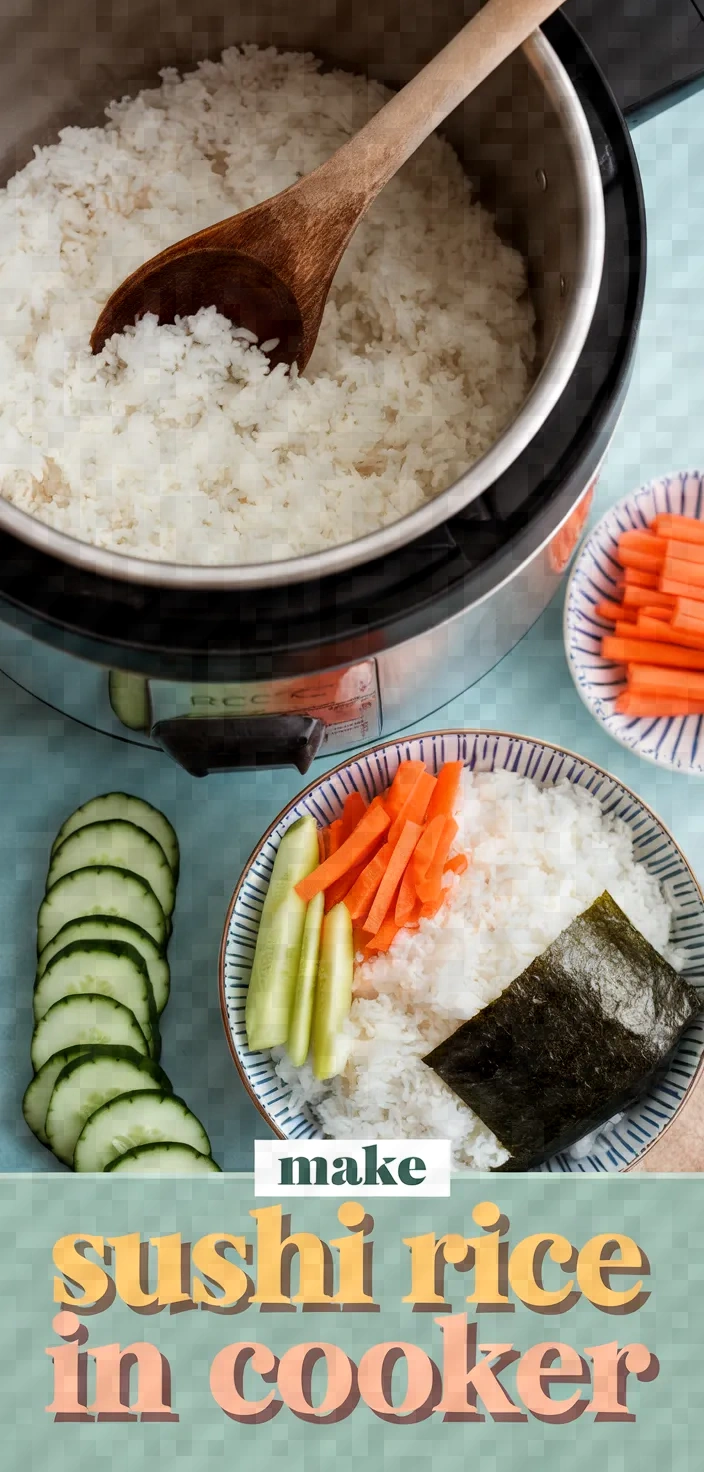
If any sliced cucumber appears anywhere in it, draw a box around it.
[106,1142,221,1175]
[311,902,354,1081]
[37,917,170,1015]
[52,792,179,877]
[73,1090,211,1173]
[48,821,175,918]
[22,1045,92,1145]
[245,815,320,1053]
[31,995,150,1073]
[37,867,167,953]
[287,890,324,1067]
[34,942,157,1044]
[46,1049,172,1167]
[108,673,152,736]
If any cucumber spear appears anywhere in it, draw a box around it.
[245,816,320,1053]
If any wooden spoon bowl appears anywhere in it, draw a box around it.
[91,0,564,367]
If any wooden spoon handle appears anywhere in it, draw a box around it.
[313,0,565,203]
[628,1057,704,1172]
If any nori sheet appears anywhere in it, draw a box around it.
[423,890,701,1171]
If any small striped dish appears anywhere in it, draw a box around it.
[219,730,704,1175]
[564,469,704,775]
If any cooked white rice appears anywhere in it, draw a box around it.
[0,46,535,565]
[273,769,683,1169]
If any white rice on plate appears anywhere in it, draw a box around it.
[273,769,683,1169]
[0,45,535,565]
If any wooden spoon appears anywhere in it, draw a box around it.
[91,0,563,368]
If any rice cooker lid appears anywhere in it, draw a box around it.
[0,12,645,680]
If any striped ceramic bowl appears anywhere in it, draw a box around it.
[564,469,704,775]
[219,730,704,1174]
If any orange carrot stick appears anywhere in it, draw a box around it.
[444,853,469,876]
[623,585,675,609]
[327,819,343,856]
[640,605,671,621]
[425,761,464,824]
[595,599,635,623]
[653,513,704,544]
[670,610,704,640]
[364,821,423,935]
[416,818,459,905]
[663,556,704,588]
[665,538,704,566]
[317,830,326,863]
[339,792,367,842]
[387,770,437,846]
[615,618,704,650]
[409,816,447,887]
[675,597,704,624]
[324,858,368,913]
[618,529,663,556]
[616,692,704,716]
[363,915,401,955]
[394,863,418,927]
[295,804,391,902]
[344,848,390,923]
[601,636,704,671]
[628,665,704,698]
[617,547,665,574]
[659,575,704,601]
[624,567,658,588]
[384,762,426,820]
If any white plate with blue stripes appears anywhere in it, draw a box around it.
[564,469,704,775]
[219,730,704,1174]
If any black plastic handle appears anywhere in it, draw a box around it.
[152,714,326,777]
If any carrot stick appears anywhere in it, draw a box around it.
[387,770,437,846]
[324,858,368,913]
[616,692,704,716]
[665,538,704,566]
[410,816,447,887]
[675,597,704,624]
[615,619,704,650]
[595,599,635,623]
[617,547,665,574]
[624,567,658,588]
[363,915,401,955]
[416,818,459,905]
[364,821,423,935]
[384,762,426,820]
[653,513,704,544]
[295,804,391,902]
[339,792,367,842]
[628,665,704,698]
[670,610,704,640]
[623,585,675,609]
[327,819,343,857]
[618,529,663,556]
[640,605,671,621]
[445,853,469,876]
[344,848,390,923]
[425,761,464,824]
[663,556,704,588]
[394,863,418,927]
[659,575,704,601]
[317,830,326,863]
[601,636,704,671]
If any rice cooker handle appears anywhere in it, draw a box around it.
[152,714,326,777]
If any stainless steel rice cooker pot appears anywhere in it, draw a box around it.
[0,1,644,774]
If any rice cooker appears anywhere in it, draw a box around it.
[0,0,695,775]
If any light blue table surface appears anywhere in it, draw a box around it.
[1,95,703,1172]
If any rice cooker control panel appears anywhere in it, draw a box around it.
[148,659,381,770]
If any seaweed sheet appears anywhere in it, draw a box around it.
[423,891,701,1171]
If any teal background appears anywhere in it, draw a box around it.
[3,90,704,1174]
[1,1172,701,1468]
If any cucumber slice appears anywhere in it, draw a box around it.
[37,867,167,953]
[48,822,175,918]
[287,890,324,1067]
[37,917,170,1014]
[46,1049,172,1167]
[34,942,158,1045]
[22,1045,91,1145]
[245,815,320,1053]
[105,1142,221,1175]
[311,902,354,1081]
[52,792,178,877]
[31,995,150,1073]
[73,1090,211,1173]
[107,674,152,736]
